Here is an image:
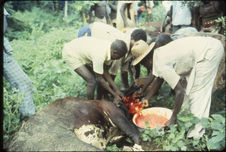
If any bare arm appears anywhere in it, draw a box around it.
[105,5,111,24]
[140,72,156,93]
[135,64,140,79]
[143,77,164,100]
[96,73,118,97]
[121,71,129,90]
[103,69,123,97]
[165,78,186,126]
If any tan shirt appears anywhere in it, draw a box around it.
[153,36,222,93]
[90,22,130,49]
[62,37,112,74]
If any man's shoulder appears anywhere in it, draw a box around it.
[92,22,119,31]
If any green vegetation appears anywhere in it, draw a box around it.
[3,1,225,151]
[140,106,225,151]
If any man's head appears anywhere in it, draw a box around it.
[154,33,172,49]
[132,33,172,68]
[130,29,147,47]
[110,39,127,60]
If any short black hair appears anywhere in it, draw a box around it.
[111,39,127,56]
[131,29,147,42]
[155,33,172,48]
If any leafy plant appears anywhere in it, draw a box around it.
[201,114,225,150]
[106,144,122,151]
[3,86,23,145]
[140,110,207,151]
[215,16,226,36]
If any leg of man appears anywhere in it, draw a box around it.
[187,41,224,138]
[77,24,91,38]
[3,52,35,119]
[75,65,97,100]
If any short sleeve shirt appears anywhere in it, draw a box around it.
[62,37,112,74]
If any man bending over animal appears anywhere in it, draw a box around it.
[77,22,147,91]
[133,33,224,138]
[62,37,127,103]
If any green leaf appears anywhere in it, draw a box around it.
[211,134,225,143]
[212,130,220,136]
[184,122,193,128]
[169,125,177,132]
[201,117,210,128]
[181,146,187,151]
[169,133,175,139]
[211,114,225,124]
[211,121,224,131]
[208,134,225,150]
[192,138,199,146]
[165,145,173,151]
[177,140,184,147]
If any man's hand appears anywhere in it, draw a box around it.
[113,95,122,107]
[141,99,149,107]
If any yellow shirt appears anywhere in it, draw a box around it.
[62,37,112,74]
[90,22,130,49]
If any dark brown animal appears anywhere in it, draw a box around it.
[5,97,140,151]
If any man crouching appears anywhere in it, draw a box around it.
[62,37,127,104]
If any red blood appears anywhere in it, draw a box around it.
[122,93,143,115]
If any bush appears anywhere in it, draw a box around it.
[3,86,23,144]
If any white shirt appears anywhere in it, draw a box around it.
[162,1,172,13]
[152,36,221,93]
[172,1,192,26]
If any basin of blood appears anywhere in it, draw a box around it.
[135,113,168,129]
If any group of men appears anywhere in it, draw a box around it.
[63,18,224,138]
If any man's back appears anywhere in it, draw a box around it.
[90,22,130,49]
[62,37,112,74]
